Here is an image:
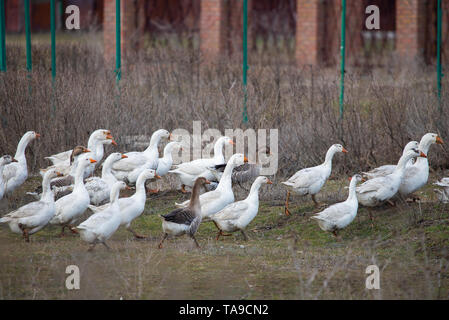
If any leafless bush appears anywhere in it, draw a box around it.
[1,42,448,180]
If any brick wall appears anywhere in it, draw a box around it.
[200,0,226,61]
[396,0,425,59]
[5,0,22,32]
[295,0,320,65]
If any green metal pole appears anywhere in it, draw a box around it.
[339,0,346,119]
[50,0,56,82]
[115,0,121,83]
[437,0,442,107]
[24,0,32,72]
[0,0,6,71]
[242,0,248,123]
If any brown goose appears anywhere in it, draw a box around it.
[158,177,210,249]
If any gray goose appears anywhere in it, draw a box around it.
[158,177,210,249]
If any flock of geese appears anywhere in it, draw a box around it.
[0,129,446,250]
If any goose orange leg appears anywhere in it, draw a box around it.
[284,191,291,216]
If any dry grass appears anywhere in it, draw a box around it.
[0,34,448,178]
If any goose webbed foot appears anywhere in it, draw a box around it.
[158,233,168,249]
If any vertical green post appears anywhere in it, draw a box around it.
[339,0,346,119]
[50,0,56,82]
[115,0,121,83]
[0,0,6,71]
[24,0,32,72]
[437,0,442,107]
[242,0,248,123]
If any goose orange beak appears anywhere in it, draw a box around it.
[267,179,273,185]
[125,185,132,190]
[169,133,173,141]
[55,171,64,177]
[89,158,97,163]
[111,140,118,146]
[244,156,248,163]
[121,154,128,159]
[35,133,41,138]
[419,151,427,158]
[155,174,161,179]
[205,180,211,184]
[229,140,235,145]
[342,147,348,153]
[436,136,444,144]
[12,157,18,163]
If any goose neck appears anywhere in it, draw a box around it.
[347,179,358,201]
[216,160,235,190]
[213,138,226,163]
[41,175,55,202]
[15,135,32,160]
[323,147,336,166]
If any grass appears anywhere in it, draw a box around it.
[0,175,448,300]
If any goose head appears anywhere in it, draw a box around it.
[164,141,182,155]
[141,169,161,181]
[255,176,273,185]
[349,174,364,183]
[403,141,419,155]
[154,129,171,141]
[78,156,97,169]
[0,155,18,165]
[331,144,348,154]
[421,133,444,145]
[229,153,248,167]
[21,131,40,144]
[90,129,115,144]
[399,148,426,167]
[220,136,235,146]
[107,152,128,162]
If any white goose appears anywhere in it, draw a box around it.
[311,174,364,238]
[175,153,248,219]
[77,181,128,251]
[156,142,182,177]
[84,152,128,205]
[2,131,40,195]
[433,177,449,203]
[44,129,115,166]
[0,169,62,242]
[111,129,171,184]
[0,155,17,200]
[281,144,348,215]
[49,157,97,235]
[88,169,160,238]
[362,141,419,179]
[211,176,272,241]
[398,133,444,198]
[169,136,234,192]
[356,149,424,211]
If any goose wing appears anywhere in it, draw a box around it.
[212,201,249,221]
[162,207,195,226]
